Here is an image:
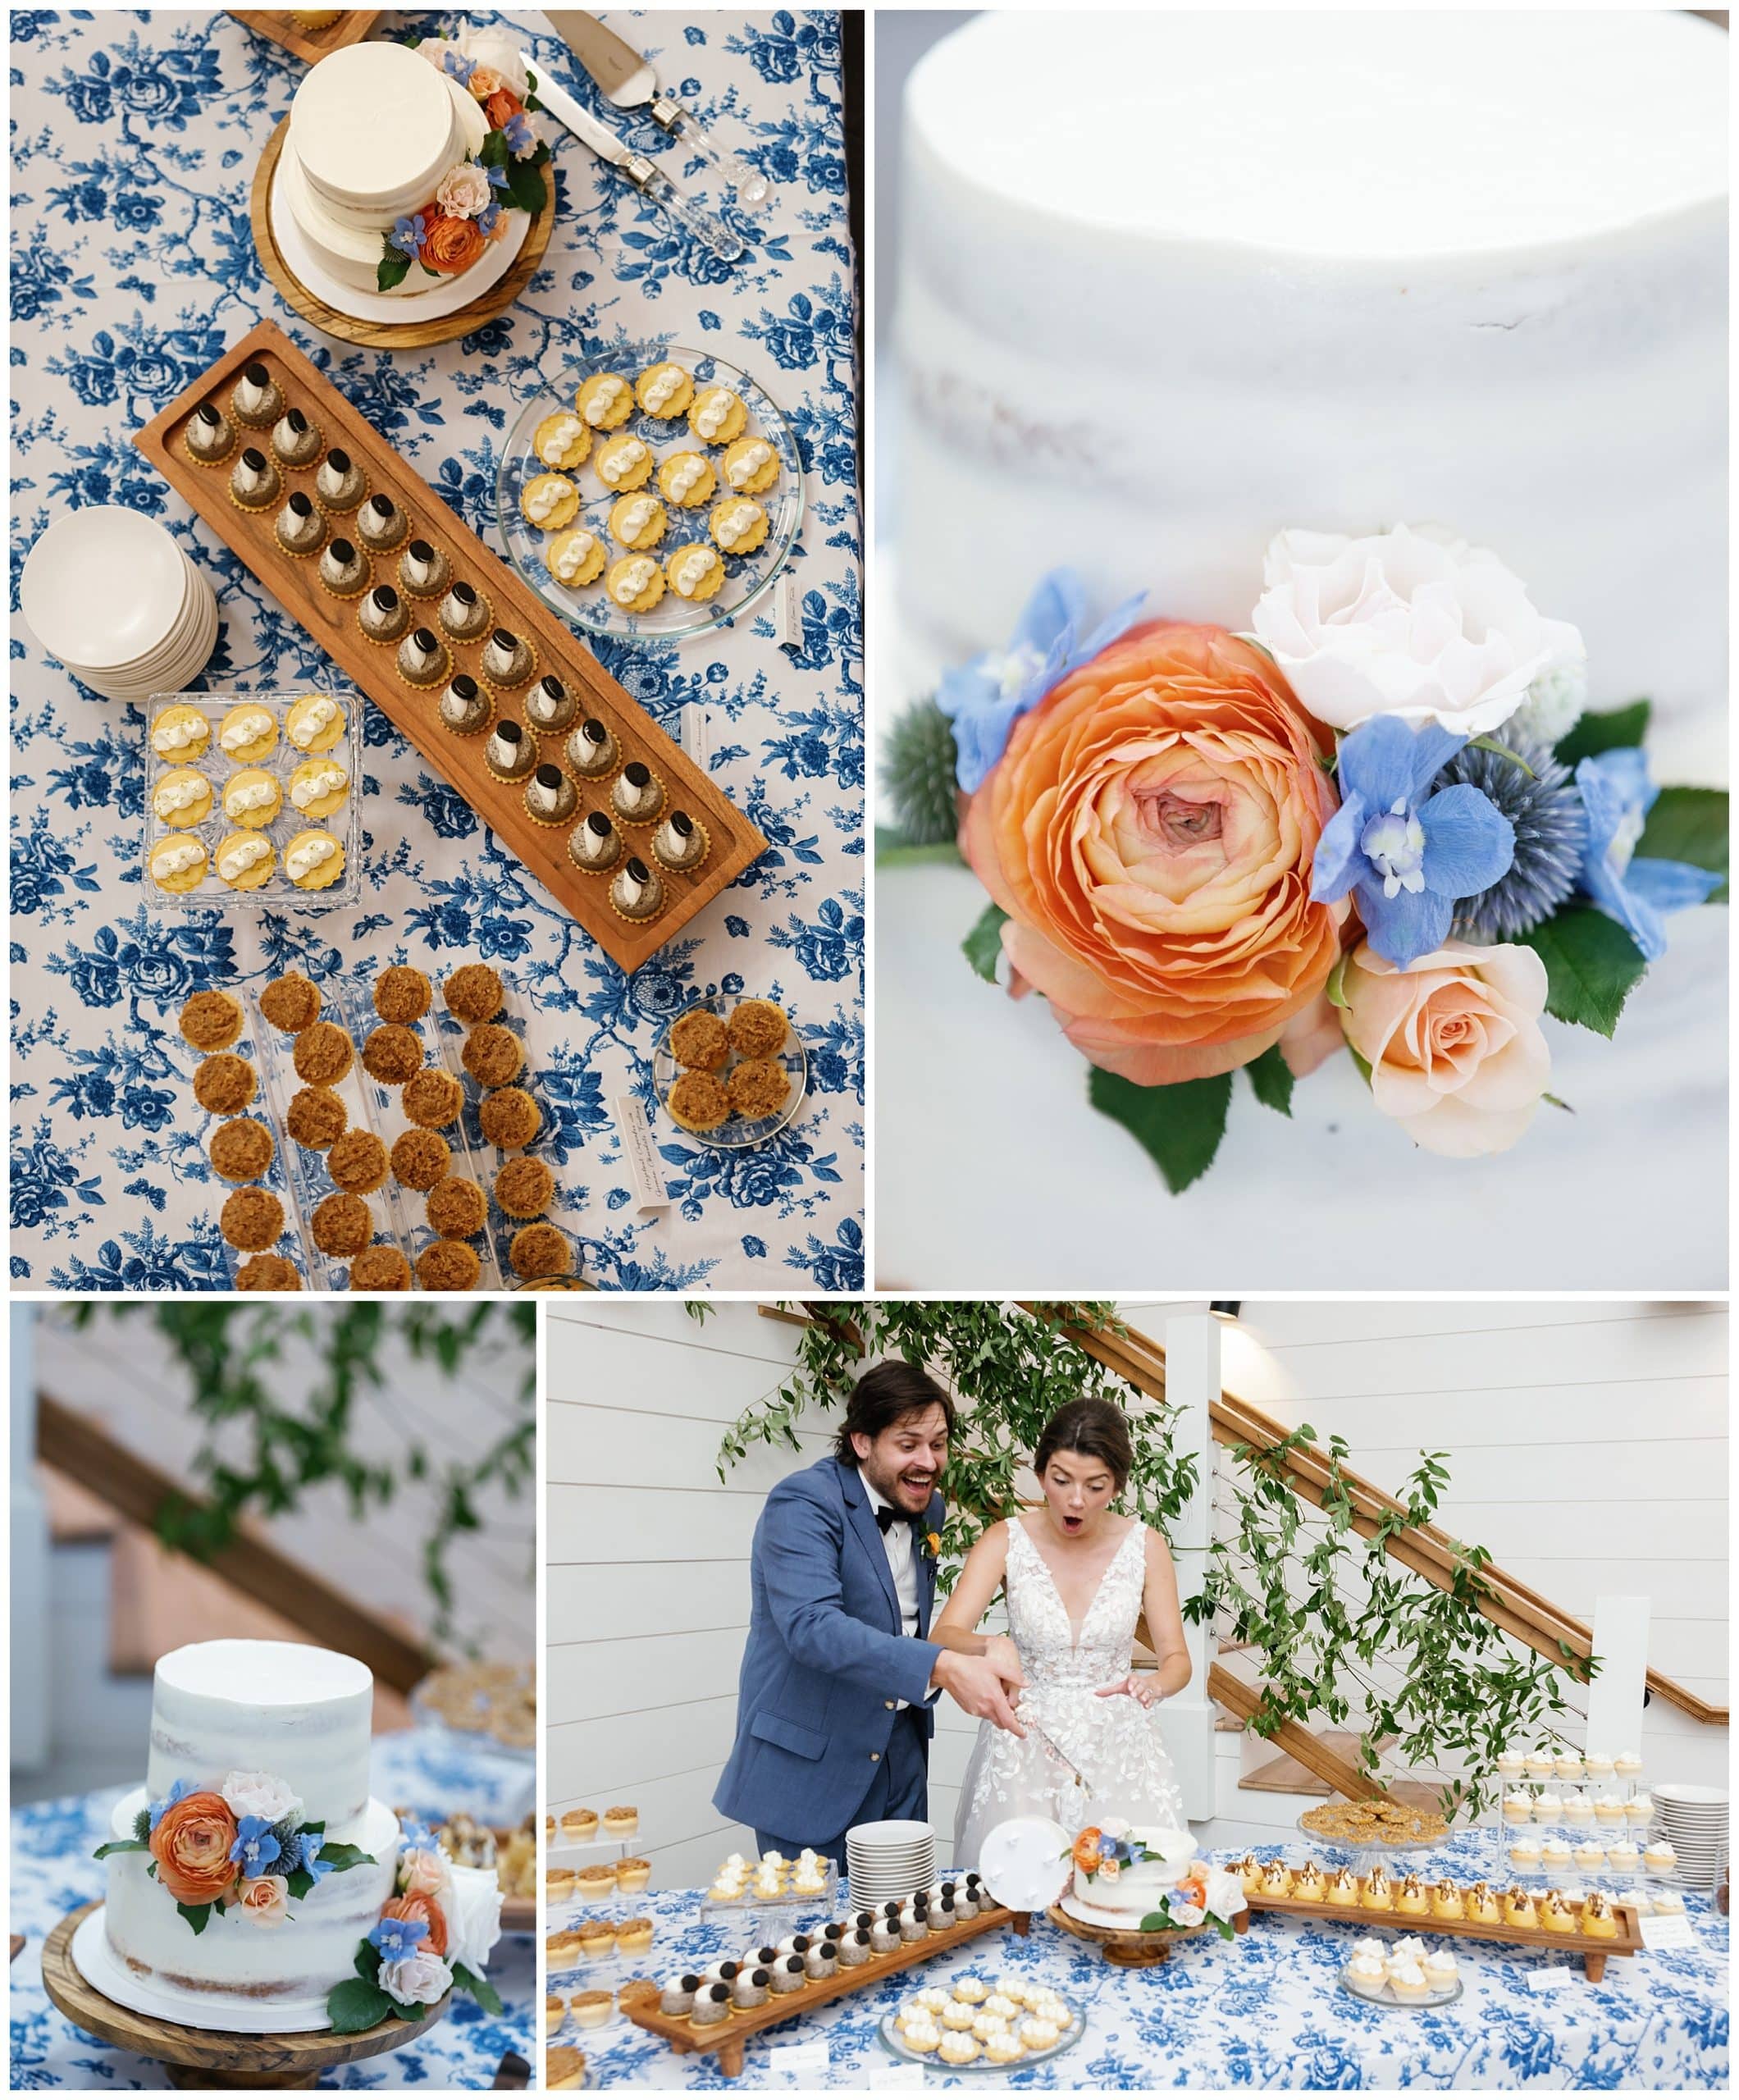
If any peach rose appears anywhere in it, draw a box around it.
[961,621,1349,1084]
[400,1847,453,1901]
[1341,938,1550,1157]
[149,1791,240,1906]
[484,88,522,130]
[468,64,504,100]
[236,1874,290,1928]
[382,1891,449,1957]
[421,212,488,276]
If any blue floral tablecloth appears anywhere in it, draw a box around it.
[9,1728,536,2089]
[9,7,862,1292]
[560,1838,1728,2089]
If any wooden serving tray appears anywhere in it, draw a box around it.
[133,321,769,971]
[229,10,381,65]
[620,1905,1031,2081]
[1243,1882,1643,1982]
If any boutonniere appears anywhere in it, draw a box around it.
[923,1531,942,1562]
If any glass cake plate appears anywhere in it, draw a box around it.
[495,339,804,644]
[1294,1809,1450,1862]
[653,993,808,1150]
[1339,1965,1464,2011]
[878,1999,1086,2074]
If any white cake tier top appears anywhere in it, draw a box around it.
[290,40,487,231]
[147,1641,375,1832]
[906,11,1725,261]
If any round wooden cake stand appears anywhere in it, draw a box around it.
[249,118,556,349]
[41,1903,449,2089]
[1048,1901,1249,1969]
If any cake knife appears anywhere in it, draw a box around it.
[521,55,746,263]
[543,11,770,207]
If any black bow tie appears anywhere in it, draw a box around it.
[874,1504,914,1533]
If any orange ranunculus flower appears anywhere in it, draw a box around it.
[149,1791,240,1906]
[421,212,489,276]
[484,87,523,130]
[383,1891,450,1957]
[1071,1828,1104,1874]
[961,621,1349,1086]
[1175,1872,1208,1911]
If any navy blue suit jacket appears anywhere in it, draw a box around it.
[714,1455,945,1838]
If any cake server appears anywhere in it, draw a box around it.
[543,11,770,207]
[523,56,746,263]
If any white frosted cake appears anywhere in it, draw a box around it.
[1065,1824,1197,1930]
[276,40,488,294]
[895,10,1727,784]
[86,1639,400,2031]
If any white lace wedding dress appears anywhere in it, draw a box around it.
[953,1519,1186,1870]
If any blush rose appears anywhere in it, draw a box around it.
[236,1874,290,1928]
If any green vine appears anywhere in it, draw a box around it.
[62,1303,536,1642]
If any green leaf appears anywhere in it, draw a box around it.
[1088,1068,1233,1194]
[316,1842,374,1871]
[1244,1044,1294,1117]
[452,1961,504,2015]
[478,129,509,167]
[326,1978,394,2035]
[1347,1044,1373,1087]
[1518,906,1647,1037]
[93,1838,151,1860]
[1638,785,1729,902]
[1555,701,1650,767]
[874,829,963,867]
[389,1998,424,2020]
[1137,1911,1170,1933]
[377,251,411,292]
[1467,735,1536,778]
[962,902,1010,984]
[176,1901,214,1935]
[354,1942,382,1984]
[283,1869,313,1901]
[506,158,547,214]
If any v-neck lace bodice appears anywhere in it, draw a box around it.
[1004,1519,1145,1689]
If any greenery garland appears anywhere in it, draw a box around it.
[63,1301,536,1641]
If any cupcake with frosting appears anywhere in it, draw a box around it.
[271,405,322,468]
[230,359,284,427]
[185,400,235,466]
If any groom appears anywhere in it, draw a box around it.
[714,1362,1025,1867]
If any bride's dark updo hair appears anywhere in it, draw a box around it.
[1034,1397,1133,1491]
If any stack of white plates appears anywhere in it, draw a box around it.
[1652,1784,1728,1888]
[21,507,217,701]
[846,1818,935,1906]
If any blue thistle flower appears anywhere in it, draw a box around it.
[1437,736,1587,941]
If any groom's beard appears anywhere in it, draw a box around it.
[861,1454,939,1516]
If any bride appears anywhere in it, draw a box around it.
[935,1397,1191,1869]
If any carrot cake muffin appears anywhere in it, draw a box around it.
[710,496,769,556]
[220,1187,285,1252]
[510,1223,572,1280]
[657,450,716,509]
[480,1087,541,1150]
[544,1994,566,2039]
[150,702,211,763]
[289,757,350,821]
[596,431,654,493]
[427,1175,488,1240]
[311,1191,373,1258]
[259,971,322,1034]
[444,964,505,1024]
[669,1008,730,1071]
[546,2044,586,2090]
[728,999,788,1058]
[403,1066,464,1130]
[293,1020,354,1086]
[235,1252,302,1291]
[689,384,747,446]
[218,703,280,765]
[390,1128,451,1190]
[180,989,244,1052]
[326,1130,390,1195]
[570,1989,613,2029]
[604,554,664,613]
[636,360,693,418]
[494,1156,554,1219]
[522,472,581,532]
[209,1117,275,1184]
[545,526,606,590]
[375,966,433,1025]
[533,409,591,470]
[349,1244,411,1291]
[362,1024,423,1086]
[576,372,634,430]
[286,1085,348,1150]
[463,1023,524,1089]
[665,544,725,602]
[722,436,778,495]
[669,1071,730,1131]
[417,1238,482,1292]
[193,1053,256,1116]
[609,493,667,552]
[153,767,214,830]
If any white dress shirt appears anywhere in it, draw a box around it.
[865,1479,920,1709]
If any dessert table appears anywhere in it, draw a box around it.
[8,1728,536,2088]
[564,1837,1728,2089]
[9,7,862,1292]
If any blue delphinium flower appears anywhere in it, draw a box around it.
[1312,714,1515,967]
[229,1815,281,1874]
[390,213,427,260]
[397,1815,439,1854]
[486,162,509,192]
[936,568,1146,794]
[147,1777,197,1832]
[442,48,477,86]
[1575,749,1720,962]
[477,202,503,238]
[502,112,536,159]
[368,1913,428,1961]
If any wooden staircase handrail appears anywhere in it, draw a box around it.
[1207,1663,1393,1802]
[1029,1308,1729,1729]
[37,1393,435,1695]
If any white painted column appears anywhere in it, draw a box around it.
[1156,1312,1218,1823]
[10,1307,49,1772]
[1584,1596,1651,1760]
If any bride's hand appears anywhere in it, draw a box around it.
[1094,1673,1162,1710]
[983,1634,1025,1691]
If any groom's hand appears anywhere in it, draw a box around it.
[931,1651,1027,1737]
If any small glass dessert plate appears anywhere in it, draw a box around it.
[653,993,808,1151]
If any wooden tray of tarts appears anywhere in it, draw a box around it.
[1242,1876,1643,1982]
[133,321,768,972]
[619,1906,1031,2081]
[228,10,382,64]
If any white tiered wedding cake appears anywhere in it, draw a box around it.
[76,1639,501,2035]
[895,10,1727,784]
